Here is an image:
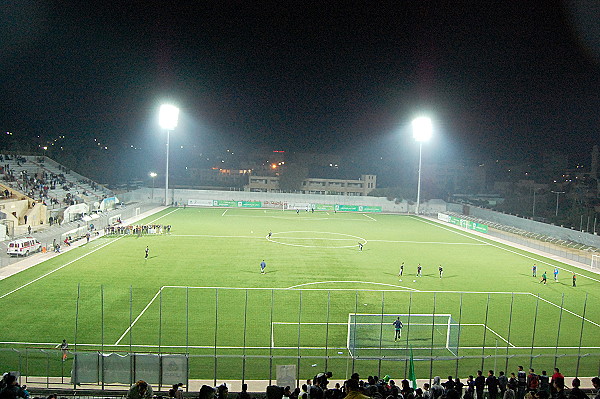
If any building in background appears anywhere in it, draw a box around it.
[246,174,376,196]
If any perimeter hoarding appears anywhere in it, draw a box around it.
[438,213,488,233]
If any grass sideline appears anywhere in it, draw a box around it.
[0,207,599,380]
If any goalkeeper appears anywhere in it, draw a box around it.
[393,317,403,341]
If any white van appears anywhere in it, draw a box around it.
[7,237,42,257]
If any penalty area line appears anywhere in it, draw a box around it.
[114,287,164,345]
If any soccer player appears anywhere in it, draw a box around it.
[268,231,272,238]
[145,246,149,259]
[399,262,404,277]
[540,271,547,284]
[439,265,443,278]
[532,264,537,277]
[572,273,576,287]
[553,267,559,282]
[392,317,403,341]
[358,242,363,251]
[57,339,68,361]
[417,264,422,277]
[260,260,267,274]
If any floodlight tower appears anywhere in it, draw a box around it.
[149,172,157,200]
[412,117,432,215]
[551,190,565,217]
[159,104,179,206]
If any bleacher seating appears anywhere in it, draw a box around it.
[0,154,113,209]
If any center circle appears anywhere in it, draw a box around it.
[267,231,367,248]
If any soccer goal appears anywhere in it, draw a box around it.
[347,313,460,358]
[592,254,600,271]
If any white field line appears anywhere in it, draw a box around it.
[171,234,256,238]
[223,214,374,222]
[114,287,164,345]
[0,237,125,300]
[363,214,376,221]
[286,281,420,291]
[457,323,516,347]
[368,239,488,245]
[272,237,364,241]
[415,217,600,284]
[221,209,228,216]
[529,293,600,329]
[270,321,516,348]
[2,340,600,350]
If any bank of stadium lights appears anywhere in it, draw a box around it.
[159,104,180,207]
[412,116,432,215]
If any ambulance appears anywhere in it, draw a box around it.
[7,237,42,257]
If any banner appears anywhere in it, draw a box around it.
[315,204,335,211]
[334,204,382,213]
[442,214,488,234]
[239,201,261,208]
[213,200,237,207]
[188,199,213,207]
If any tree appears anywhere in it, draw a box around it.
[277,164,308,192]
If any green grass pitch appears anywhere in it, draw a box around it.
[1,207,599,380]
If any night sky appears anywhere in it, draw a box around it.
[2,1,600,182]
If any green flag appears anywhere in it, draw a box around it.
[408,346,417,389]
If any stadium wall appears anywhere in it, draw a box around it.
[121,188,442,213]
[449,203,600,248]
[121,188,451,214]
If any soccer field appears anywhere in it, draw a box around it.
[1,207,599,381]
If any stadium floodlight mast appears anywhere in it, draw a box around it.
[159,104,179,206]
[412,116,432,215]
[149,172,157,200]
[551,190,565,217]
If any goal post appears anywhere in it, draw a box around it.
[592,254,600,271]
[347,313,460,358]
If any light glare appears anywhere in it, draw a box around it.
[412,117,433,142]
[159,104,180,130]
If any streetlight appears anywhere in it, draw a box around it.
[159,104,179,206]
[551,191,565,217]
[412,116,432,215]
[149,172,157,200]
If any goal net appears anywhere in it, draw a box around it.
[592,254,600,271]
[347,313,460,358]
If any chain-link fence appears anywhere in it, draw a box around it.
[2,288,598,389]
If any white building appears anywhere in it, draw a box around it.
[246,174,376,196]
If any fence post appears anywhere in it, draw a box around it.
[505,293,515,373]
[455,293,464,377]
[242,289,249,384]
[129,286,134,385]
[405,292,413,379]
[325,290,331,372]
[296,290,303,387]
[529,294,540,369]
[101,285,105,390]
[554,294,565,368]
[269,289,274,385]
[429,293,437,385]
[575,293,588,376]
[378,291,385,377]
[213,288,219,387]
[73,283,81,389]
[481,294,490,370]
[352,290,358,374]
